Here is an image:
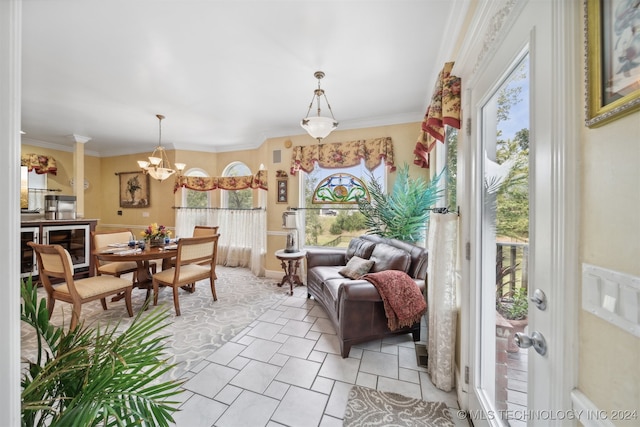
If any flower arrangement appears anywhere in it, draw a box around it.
[141,223,171,241]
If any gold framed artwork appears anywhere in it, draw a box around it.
[585,0,640,127]
[119,171,150,208]
[277,179,288,203]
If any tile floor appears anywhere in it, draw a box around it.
[169,284,469,427]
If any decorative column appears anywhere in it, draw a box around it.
[70,134,90,218]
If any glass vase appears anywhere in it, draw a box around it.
[149,236,165,248]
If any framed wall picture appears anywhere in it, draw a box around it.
[585,0,640,127]
[119,171,150,208]
[277,179,288,204]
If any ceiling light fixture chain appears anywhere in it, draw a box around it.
[137,114,186,182]
[300,71,338,143]
[157,113,164,147]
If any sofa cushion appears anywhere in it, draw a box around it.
[345,238,376,262]
[339,256,375,279]
[369,243,411,273]
[308,265,344,286]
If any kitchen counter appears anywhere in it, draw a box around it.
[21,217,99,224]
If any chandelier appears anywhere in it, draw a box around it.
[137,114,186,181]
[300,71,338,142]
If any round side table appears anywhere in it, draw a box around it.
[275,249,306,295]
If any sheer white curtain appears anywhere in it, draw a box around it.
[426,212,458,391]
[175,207,266,277]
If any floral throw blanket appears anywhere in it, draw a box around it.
[362,270,426,331]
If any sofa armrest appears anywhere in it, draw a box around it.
[339,280,383,302]
[339,278,426,302]
[307,248,347,268]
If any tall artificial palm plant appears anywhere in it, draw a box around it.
[357,163,444,243]
[20,277,184,427]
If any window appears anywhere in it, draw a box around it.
[445,126,458,210]
[222,162,253,209]
[181,168,210,208]
[301,160,385,248]
[21,166,47,211]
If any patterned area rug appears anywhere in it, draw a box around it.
[21,266,287,380]
[343,385,454,427]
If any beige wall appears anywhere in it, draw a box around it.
[579,112,640,416]
[23,121,427,272]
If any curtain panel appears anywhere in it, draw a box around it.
[175,207,266,277]
[290,137,395,175]
[414,62,462,169]
[174,170,268,193]
[21,153,57,175]
[426,212,458,391]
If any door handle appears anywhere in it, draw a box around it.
[514,331,547,356]
[530,288,547,310]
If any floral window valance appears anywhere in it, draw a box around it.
[290,137,395,176]
[21,153,57,175]
[174,170,268,193]
[414,62,461,169]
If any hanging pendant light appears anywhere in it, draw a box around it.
[137,114,186,181]
[300,71,338,142]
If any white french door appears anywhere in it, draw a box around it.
[463,1,579,425]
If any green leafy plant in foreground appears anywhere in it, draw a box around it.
[20,277,184,427]
[357,163,444,243]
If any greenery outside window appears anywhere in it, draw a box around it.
[181,169,210,208]
[222,162,253,209]
[302,160,385,248]
[445,126,458,210]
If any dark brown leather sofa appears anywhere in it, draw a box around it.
[306,235,428,358]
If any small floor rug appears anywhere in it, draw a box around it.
[343,385,454,427]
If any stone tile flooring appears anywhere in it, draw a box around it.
[170,285,468,427]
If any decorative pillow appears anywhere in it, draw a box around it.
[369,243,411,274]
[345,238,376,262]
[339,256,375,280]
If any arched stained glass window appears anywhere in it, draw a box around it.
[301,160,385,247]
[312,173,369,204]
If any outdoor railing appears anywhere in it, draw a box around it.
[496,242,529,296]
[323,235,357,247]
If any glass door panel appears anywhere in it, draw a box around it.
[20,227,39,278]
[479,54,530,426]
[43,224,91,270]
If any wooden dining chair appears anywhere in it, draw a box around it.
[28,241,134,330]
[152,234,219,316]
[167,225,220,272]
[191,225,220,277]
[192,225,219,237]
[91,229,138,278]
[92,229,159,286]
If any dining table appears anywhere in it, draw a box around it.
[93,243,178,298]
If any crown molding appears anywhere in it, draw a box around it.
[21,137,100,157]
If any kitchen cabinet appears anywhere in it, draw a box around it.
[20,219,97,280]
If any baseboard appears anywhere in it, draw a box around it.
[570,389,616,427]
[455,367,468,411]
[264,269,281,280]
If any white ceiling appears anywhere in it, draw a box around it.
[21,0,464,157]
